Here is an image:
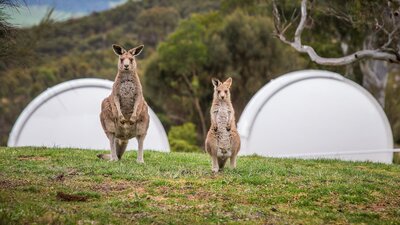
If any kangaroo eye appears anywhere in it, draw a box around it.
[130,58,133,63]
[120,58,123,63]
[217,90,220,94]
[224,90,228,94]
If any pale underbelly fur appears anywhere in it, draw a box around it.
[119,81,136,118]
[116,81,137,139]
[216,107,231,157]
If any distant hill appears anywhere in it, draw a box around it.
[0,0,220,145]
[24,0,127,13]
[6,0,129,27]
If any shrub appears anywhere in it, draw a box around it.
[168,122,202,153]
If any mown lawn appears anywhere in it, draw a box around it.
[0,147,399,224]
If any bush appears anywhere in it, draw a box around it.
[168,122,202,153]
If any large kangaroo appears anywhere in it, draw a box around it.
[205,77,241,172]
[98,44,149,163]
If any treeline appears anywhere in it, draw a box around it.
[144,10,307,140]
[0,0,219,145]
[1,0,399,149]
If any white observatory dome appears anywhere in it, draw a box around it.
[8,78,170,152]
[238,70,393,163]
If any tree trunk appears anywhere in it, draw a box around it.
[194,97,207,140]
[181,74,207,140]
[359,35,389,107]
[360,60,388,107]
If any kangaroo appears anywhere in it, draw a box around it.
[205,77,241,172]
[98,44,149,163]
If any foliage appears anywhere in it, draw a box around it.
[0,0,219,145]
[137,7,180,48]
[274,0,400,85]
[1,147,400,224]
[144,9,307,144]
[386,70,400,145]
[168,122,202,152]
[1,0,400,148]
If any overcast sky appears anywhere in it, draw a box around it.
[5,0,128,27]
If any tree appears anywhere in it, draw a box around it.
[146,17,209,139]
[273,0,400,64]
[144,10,306,145]
[0,0,20,68]
[136,7,180,48]
[212,10,307,113]
[273,0,400,106]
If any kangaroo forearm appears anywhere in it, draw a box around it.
[211,110,218,123]
[113,95,123,116]
[211,111,218,129]
[227,111,233,126]
[130,97,141,120]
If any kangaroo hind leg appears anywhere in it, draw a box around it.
[97,133,118,161]
[136,135,145,164]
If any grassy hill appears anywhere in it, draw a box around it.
[0,0,220,145]
[1,147,400,224]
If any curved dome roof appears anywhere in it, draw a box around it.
[8,78,170,152]
[237,70,393,163]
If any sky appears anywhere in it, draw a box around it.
[5,0,129,27]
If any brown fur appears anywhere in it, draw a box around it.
[98,44,149,163]
[205,77,241,172]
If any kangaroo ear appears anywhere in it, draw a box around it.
[112,44,126,56]
[224,77,232,88]
[129,45,144,56]
[212,78,221,88]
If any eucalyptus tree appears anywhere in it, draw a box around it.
[273,0,400,106]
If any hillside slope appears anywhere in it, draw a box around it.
[0,0,219,145]
[0,147,399,224]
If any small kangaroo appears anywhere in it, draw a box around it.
[205,77,241,172]
[98,44,149,163]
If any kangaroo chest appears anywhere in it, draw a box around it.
[216,106,230,127]
[118,77,137,116]
[214,103,231,151]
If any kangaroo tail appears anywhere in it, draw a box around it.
[97,153,111,160]
[116,139,128,159]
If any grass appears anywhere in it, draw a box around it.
[0,147,400,224]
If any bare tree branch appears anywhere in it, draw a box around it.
[321,7,354,24]
[273,0,400,65]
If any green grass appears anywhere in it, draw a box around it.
[1,147,400,224]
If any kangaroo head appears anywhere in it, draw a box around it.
[112,44,144,72]
[212,77,232,101]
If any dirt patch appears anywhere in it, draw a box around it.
[365,192,400,212]
[94,180,147,194]
[150,195,168,202]
[187,191,215,201]
[50,168,80,182]
[126,187,148,199]
[0,179,30,188]
[18,155,49,161]
[56,192,88,202]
